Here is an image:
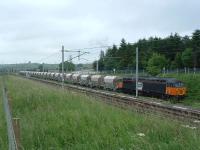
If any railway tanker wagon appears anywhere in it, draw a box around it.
[65,73,73,83]
[40,72,45,79]
[54,73,60,81]
[90,75,104,88]
[46,72,51,79]
[80,75,91,86]
[35,72,39,78]
[43,72,48,79]
[49,73,55,80]
[72,74,81,84]
[103,76,122,91]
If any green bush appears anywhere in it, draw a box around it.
[147,53,167,76]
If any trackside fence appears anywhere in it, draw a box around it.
[2,87,18,150]
[97,67,200,76]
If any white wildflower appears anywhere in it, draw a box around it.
[181,125,197,129]
[137,133,145,137]
[193,120,200,123]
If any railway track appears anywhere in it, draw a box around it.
[20,75,200,124]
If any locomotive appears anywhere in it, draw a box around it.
[119,77,186,99]
[19,71,186,100]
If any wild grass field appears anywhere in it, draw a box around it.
[1,75,200,149]
[161,74,200,108]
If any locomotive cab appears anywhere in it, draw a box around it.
[165,80,186,98]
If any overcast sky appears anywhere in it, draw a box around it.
[0,0,199,64]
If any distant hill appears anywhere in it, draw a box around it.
[0,62,93,72]
[76,63,93,71]
[0,63,59,72]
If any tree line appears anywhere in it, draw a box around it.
[93,29,200,75]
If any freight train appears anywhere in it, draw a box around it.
[19,71,187,100]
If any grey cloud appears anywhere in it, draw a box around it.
[0,0,199,64]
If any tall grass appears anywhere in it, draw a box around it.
[161,74,200,108]
[2,76,200,149]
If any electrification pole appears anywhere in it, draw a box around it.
[78,51,80,61]
[61,46,89,87]
[42,63,44,72]
[62,45,64,88]
[96,60,99,73]
[136,47,138,98]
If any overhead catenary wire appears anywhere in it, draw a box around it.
[35,51,60,63]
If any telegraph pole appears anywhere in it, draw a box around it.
[136,47,138,98]
[62,45,64,88]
